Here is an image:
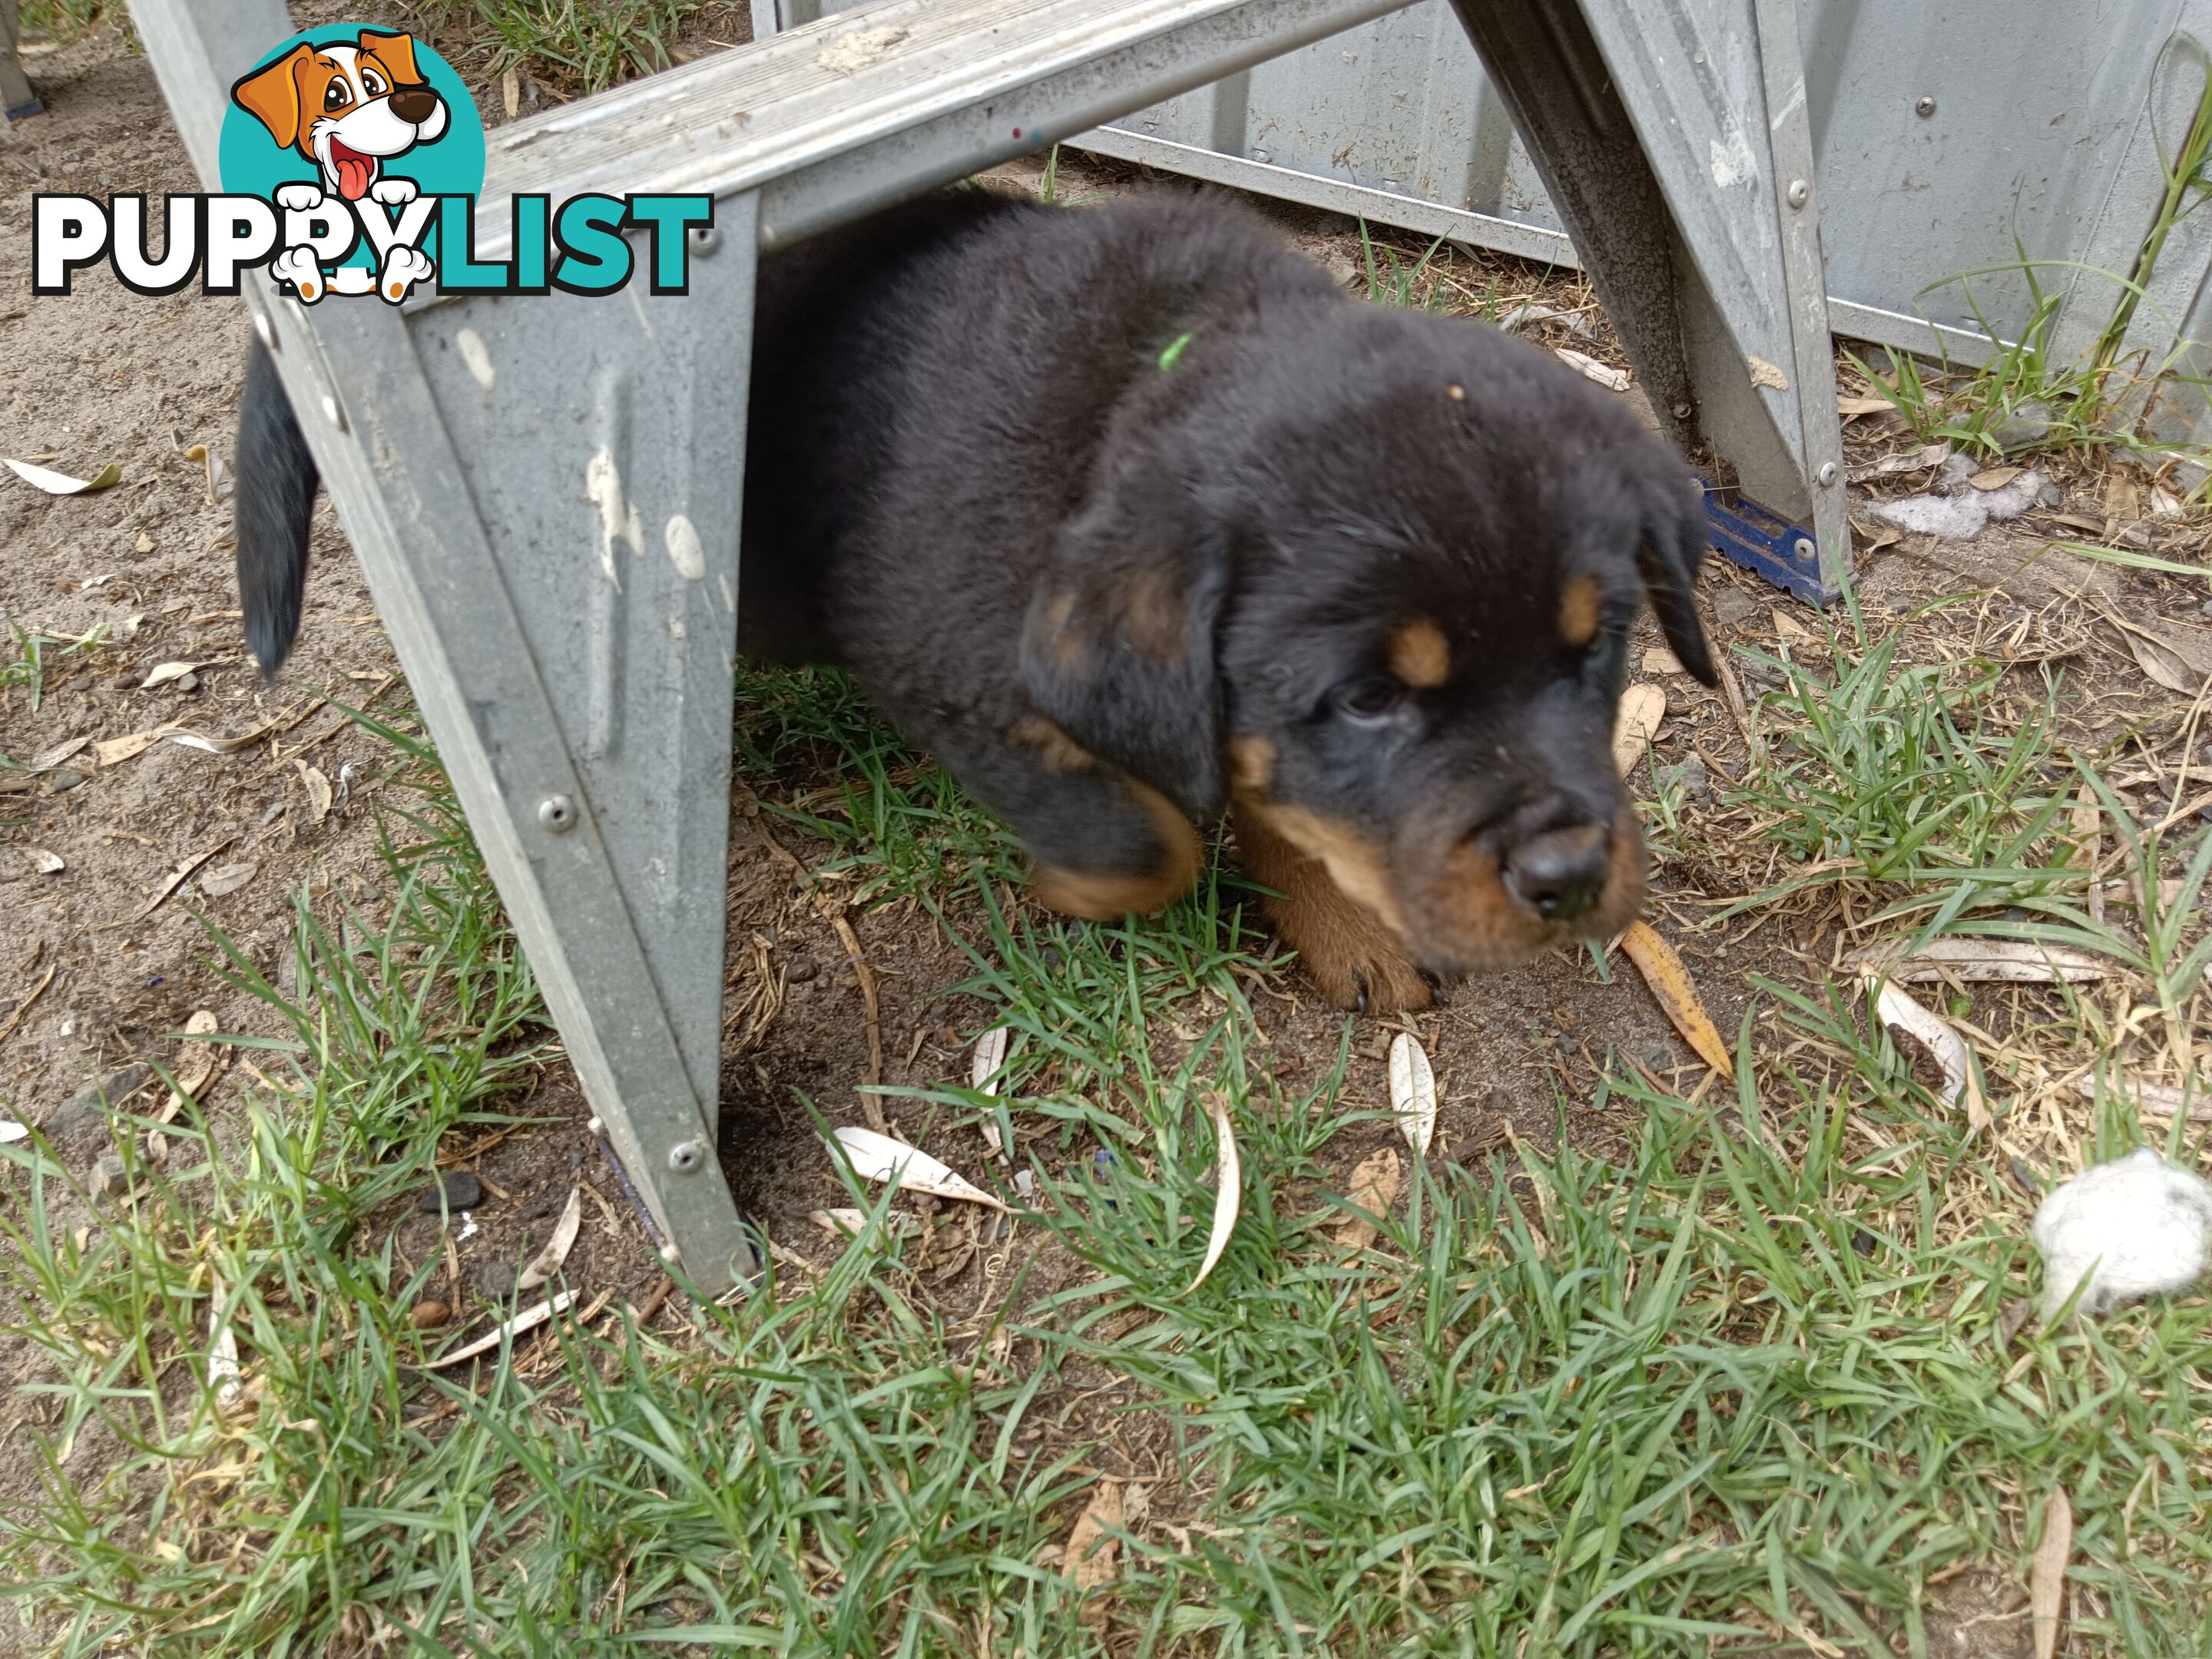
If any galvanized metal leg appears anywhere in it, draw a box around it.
[1445,0,1846,598]
[2,0,43,121]
[132,0,757,1291]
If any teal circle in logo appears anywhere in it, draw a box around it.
[218,25,485,270]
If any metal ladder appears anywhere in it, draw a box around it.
[129,0,1846,1293]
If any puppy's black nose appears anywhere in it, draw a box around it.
[390,88,439,124]
[1503,824,1610,921]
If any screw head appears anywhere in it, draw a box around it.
[1816,461,1840,488]
[586,1114,604,1137]
[538,794,577,833]
[1793,536,1817,564]
[1672,401,1694,420]
[1916,96,1936,118]
[320,392,346,432]
[1786,178,1810,210]
[667,1140,706,1174]
[657,1240,681,1265]
[687,224,719,256]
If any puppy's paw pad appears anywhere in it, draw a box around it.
[275,183,326,212]
[369,177,419,206]
[376,244,436,303]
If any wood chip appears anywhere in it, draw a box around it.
[811,1206,919,1238]
[1642,647,1685,676]
[1613,684,1667,777]
[971,1026,1010,1094]
[166,1008,221,1118]
[1864,939,2108,985]
[1389,1031,1436,1156]
[1187,1093,1241,1293]
[297,761,332,826]
[2070,1075,2212,1122]
[28,847,64,875]
[1555,348,1631,392]
[1621,920,1734,1077]
[1836,394,1894,418]
[141,660,211,689]
[2031,1488,2071,1659]
[1336,1147,1402,1251]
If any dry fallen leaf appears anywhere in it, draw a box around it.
[1187,1093,1241,1293]
[2105,472,2143,522]
[1621,920,1734,1077]
[1771,608,1819,642]
[297,761,333,826]
[1555,347,1631,392]
[971,1026,1010,1094]
[1866,939,2108,985]
[1866,974,1988,1133]
[1970,465,2023,491]
[30,736,88,770]
[2126,629,2201,694]
[1064,1481,1124,1591]
[1836,394,1894,418]
[501,65,521,119]
[0,1121,28,1144]
[515,1186,582,1292]
[2031,1488,2071,1659]
[1613,684,1667,776]
[28,847,65,875]
[2071,785,2104,927]
[207,1284,244,1412]
[6,457,121,495]
[1336,1147,1402,1250]
[2070,1075,2212,1122]
[197,862,257,898]
[93,729,165,767]
[830,1125,1008,1211]
[168,1008,221,1114]
[421,1290,580,1371]
[810,1206,920,1238]
[1389,1031,1436,1156]
[141,660,211,690]
[1642,647,1685,676]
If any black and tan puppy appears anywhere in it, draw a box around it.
[237,189,1714,1014]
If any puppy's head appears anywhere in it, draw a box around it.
[232,31,449,200]
[1023,306,1714,975]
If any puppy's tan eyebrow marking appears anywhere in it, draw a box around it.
[1387,620,1451,688]
[1445,383,1465,402]
[1558,575,1602,647]
[1230,733,1275,795]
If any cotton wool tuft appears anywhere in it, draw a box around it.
[2031,1147,2212,1321]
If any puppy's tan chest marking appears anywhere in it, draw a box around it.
[1558,575,1602,648]
[1388,619,1452,688]
[1122,566,1187,662]
[1010,714,1096,773]
[1229,733,1275,795]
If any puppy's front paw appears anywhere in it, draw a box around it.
[275,183,326,213]
[272,245,326,303]
[369,177,419,206]
[1289,922,1435,1014]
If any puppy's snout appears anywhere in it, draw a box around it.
[1502,823,1611,922]
[389,88,439,124]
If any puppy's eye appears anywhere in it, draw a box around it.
[1331,677,1402,724]
[323,81,350,112]
[360,68,387,96]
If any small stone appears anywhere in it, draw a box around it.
[1850,1229,1877,1257]
[409,1299,452,1330]
[41,1064,152,1150]
[48,768,86,792]
[174,671,199,694]
[1990,399,2052,452]
[473,1260,518,1300]
[784,955,819,983]
[417,1171,483,1213]
[1710,588,1758,628]
[91,1151,128,1197]
[1657,755,1712,801]
[134,531,155,554]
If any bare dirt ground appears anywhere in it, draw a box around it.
[5,18,2212,1653]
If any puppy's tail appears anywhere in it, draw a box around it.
[235,333,321,678]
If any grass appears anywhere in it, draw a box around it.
[1,620,105,720]
[5,648,2207,1656]
[411,0,723,95]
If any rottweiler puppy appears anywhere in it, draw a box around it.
[236,188,1714,1014]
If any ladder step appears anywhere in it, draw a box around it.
[472,0,1409,255]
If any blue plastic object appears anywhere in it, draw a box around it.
[1697,475,1835,605]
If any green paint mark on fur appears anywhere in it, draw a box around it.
[1157,332,1193,372]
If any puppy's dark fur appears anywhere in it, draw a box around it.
[237,189,1714,1012]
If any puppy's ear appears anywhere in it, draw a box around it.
[1639,475,1717,687]
[1020,482,1230,820]
[358,30,424,86]
[231,44,312,152]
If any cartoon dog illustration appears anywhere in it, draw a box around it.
[231,31,449,304]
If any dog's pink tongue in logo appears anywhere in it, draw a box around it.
[329,139,374,201]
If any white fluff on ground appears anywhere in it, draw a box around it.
[2031,1147,2212,1320]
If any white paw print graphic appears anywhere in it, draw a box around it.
[369,177,419,207]
[272,244,326,303]
[274,183,326,213]
[376,244,436,304]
